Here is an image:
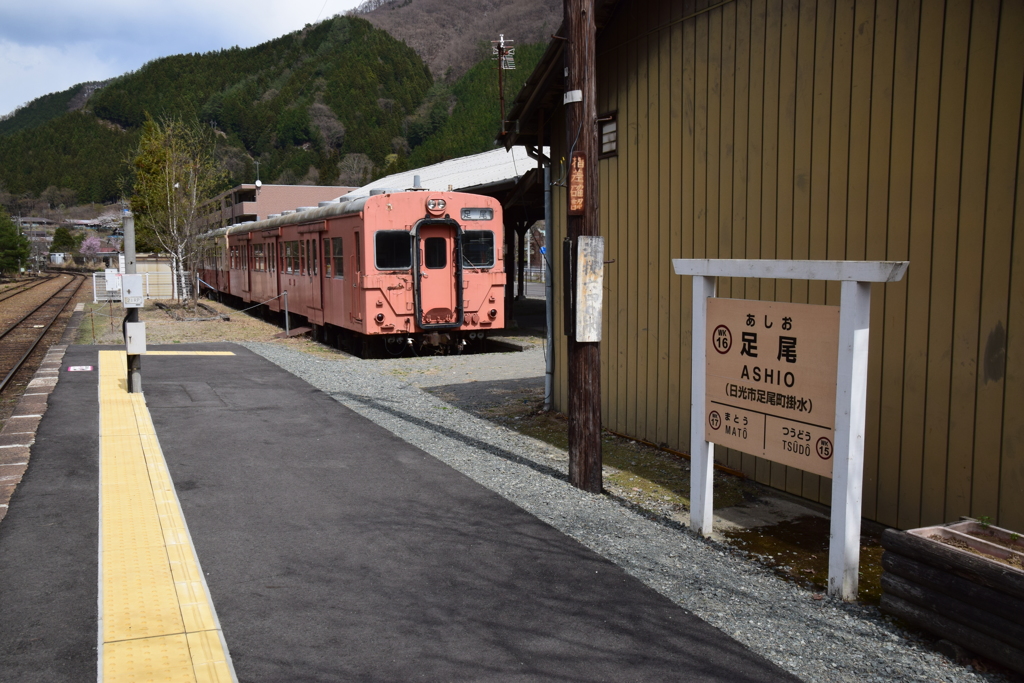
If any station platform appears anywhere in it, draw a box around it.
[0,343,799,682]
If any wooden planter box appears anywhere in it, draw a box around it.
[880,520,1024,675]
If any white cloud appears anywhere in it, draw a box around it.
[0,40,123,115]
[0,0,364,118]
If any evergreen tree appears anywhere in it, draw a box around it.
[0,207,30,275]
[51,226,77,252]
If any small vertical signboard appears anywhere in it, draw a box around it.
[705,299,839,478]
[568,152,586,215]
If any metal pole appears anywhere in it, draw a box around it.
[517,226,527,299]
[124,212,141,393]
[565,0,602,493]
[544,164,554,411]
[498,42,506,135]
[283,291,290,336]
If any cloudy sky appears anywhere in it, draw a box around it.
[0,0,365,117]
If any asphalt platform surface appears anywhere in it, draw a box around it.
[0,343,800,682]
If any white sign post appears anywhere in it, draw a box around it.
[672,259,908,601]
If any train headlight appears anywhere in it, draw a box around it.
[426,197,446,215]
[375,313,385,323]
[489,308,498,319]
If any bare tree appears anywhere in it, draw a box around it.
[130,117,225,302]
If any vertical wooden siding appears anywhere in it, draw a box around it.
[549,0,1024,530]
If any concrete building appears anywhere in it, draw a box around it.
[196,184,356,231]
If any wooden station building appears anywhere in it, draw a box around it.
[500,0,1024,532]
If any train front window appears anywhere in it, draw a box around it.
[375,231,411,270]
[424,237,447,269]
[462,231,495,268]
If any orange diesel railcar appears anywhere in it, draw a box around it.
[200,190,506,355]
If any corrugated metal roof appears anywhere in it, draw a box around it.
[337,147,547,200]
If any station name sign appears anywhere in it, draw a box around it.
[705,298,839,478]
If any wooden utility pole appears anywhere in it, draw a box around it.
[564,0,602,493]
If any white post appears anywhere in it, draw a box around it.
[690,275,716,536]
[829,280,871,600]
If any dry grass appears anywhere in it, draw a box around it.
[74,298,351,359]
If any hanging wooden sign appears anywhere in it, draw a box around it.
[568,152,586,215]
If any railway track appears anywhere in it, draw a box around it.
[0,276,56,304]
[0,274,86,394]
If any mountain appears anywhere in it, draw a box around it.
[0,11,549,208]
[356,0,561,82]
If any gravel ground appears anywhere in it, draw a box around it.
[238,340,1011,683]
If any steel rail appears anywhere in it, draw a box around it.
[0,276,74,341]
[0,275,85,394]
[0,276,56,304]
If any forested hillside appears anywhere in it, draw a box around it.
[0,13,547,210]
[407,42,546,168]
[358,0,561,82]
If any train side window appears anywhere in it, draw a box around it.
[424,237,447,269]
[323,239,331,278]
[375,231,411,270]
[311,239,318,276]
[269,243,275,273]
[333,236,344,278]
[462,231,495,268]
[300,240,307,275]
[284,242,293,274]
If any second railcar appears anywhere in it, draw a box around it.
[201,189,506,354]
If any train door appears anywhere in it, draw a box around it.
[268,238,279,306]
[241,240,251,295]
[413,219,463,328]
[348,232,363,324]
[309,235,322,314]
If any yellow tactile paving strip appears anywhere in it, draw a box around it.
[99,350,236,683]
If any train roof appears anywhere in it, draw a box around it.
[205,188,499,240]
[203,195,371,240]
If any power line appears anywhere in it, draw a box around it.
[314,0,331,23]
